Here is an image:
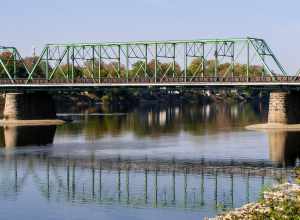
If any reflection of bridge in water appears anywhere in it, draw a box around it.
[0,155,294,211]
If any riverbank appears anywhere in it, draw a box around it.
[207,183,300,220]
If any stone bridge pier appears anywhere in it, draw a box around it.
[268,91,300,124]
[3,92,57,121]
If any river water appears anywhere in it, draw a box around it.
[0,103,298,220]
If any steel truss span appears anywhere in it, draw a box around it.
[0,37,290,88]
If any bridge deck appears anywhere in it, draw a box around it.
[1,77,300,90]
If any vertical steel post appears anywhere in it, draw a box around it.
[98,46,101,83]
[154,44,157,83]
[66,47,70,80]
[184,42,187,82]
[118,45,121,78]
[202,43,205,77]
[247,40,250,80]
[71,47,75,83]
[214,43,218,77]
[232,43,235,77]
[92,46,95,79]
[261,42,266,77]
[172,43,176,78]
[145,44,148,78]
[126,44,129,82]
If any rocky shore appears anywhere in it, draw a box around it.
[207,183,300,220]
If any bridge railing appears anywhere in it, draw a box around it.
[0,76,299,85]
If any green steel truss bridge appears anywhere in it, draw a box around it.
[0,37,299,90]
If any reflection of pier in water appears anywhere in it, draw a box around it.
[1,125,56,148]
[1,156,294,211]
[269,131,300,167]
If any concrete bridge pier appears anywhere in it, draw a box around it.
[268,91,300,124]
[3,92,57,121]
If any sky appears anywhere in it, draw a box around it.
[1,0,300,73]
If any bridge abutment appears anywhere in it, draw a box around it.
[268,92,300,124]
[3,92,56,121]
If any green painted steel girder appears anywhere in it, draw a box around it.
[45,37,263,47]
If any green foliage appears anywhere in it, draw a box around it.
[187,58,264,77]
[0,52,28,78]
[53,64,83,79]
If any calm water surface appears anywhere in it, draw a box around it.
[0,103,299,220]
